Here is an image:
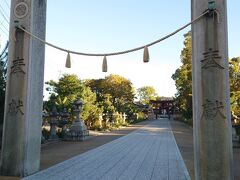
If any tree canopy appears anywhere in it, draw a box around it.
[45,74,84,107]
[86,74,135,113]
[137,86,157,105]
[172,32,240,123]
[45,74,102,127]
[171,32,192,122]
[45,74,140,129]
[229,57,240,115]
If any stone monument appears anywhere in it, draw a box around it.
[49,106,59,140]
[0,0,46,176]
[192,1,233,179]
[59,108,70,136]
[64,97,89,141]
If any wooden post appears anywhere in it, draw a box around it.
[192,0,233,179]
[0,0,46,177]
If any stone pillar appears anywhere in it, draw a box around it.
[49,106,59,140]
[59,108,70,137]
[0,0,46,177]
[123,113,127,124]
[191,0,233,179]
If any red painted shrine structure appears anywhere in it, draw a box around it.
[149,98,174,117]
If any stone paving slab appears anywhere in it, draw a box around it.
[23,119,190,180]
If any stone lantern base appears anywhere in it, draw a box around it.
[64,121,89,141]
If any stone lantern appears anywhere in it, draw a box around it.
[59,108,70,137]
[41,110,49,143]
[49,105,59,140]
[65,97,89,141]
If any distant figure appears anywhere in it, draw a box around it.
[168,113,170,120]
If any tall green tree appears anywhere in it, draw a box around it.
[102,74,135,108]
[85,79,105,102]
[87,75,135,113]
[98,94,115,114]
[45,74,83,110]
[45,74,102,128]
[229,57,240,115]
[137,86,157,104]
[80,86,102,127]
[172,32,240,122]
[86,74,136,120]
[171,32,193,122]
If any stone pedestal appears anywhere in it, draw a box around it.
[65,121,89,141]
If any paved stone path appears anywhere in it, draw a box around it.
[23,119,190,180]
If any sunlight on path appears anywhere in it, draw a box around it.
[23,119,190,180]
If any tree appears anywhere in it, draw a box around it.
[55,96,68,110]
[102,74,135,109]
[229,57,240,115]
[0,42,8,124]
[137,86,157,104]
[87,75,135,113]
[45,74,102,128]
[45,74,84,110]
[171,32,193,122]
[172,32,240,123]
[86,74,136,122]
[85,79,105,102]
[80,86,102,127]
[98,94,115,114]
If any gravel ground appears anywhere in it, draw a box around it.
[170,119,240,180]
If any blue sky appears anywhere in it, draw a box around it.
[0,0,239,98]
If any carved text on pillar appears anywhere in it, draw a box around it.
[11,57,26,74]
[202,99,226,120]
[8,99,24,115]
[201,48,224,69]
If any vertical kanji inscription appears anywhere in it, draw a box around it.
[8,99,24,115]
[201,48,224,69]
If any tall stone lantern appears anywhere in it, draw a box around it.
[49,105,59,140]
[65,97,89,141]
[59,108,70,137]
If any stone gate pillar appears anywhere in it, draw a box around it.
[192,0,233,179]
[0,0,47,177]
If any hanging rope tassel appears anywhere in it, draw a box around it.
[15,11,209,59]
[65,52,71,68]
[143,46,149,63]
[102,56,108,72]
